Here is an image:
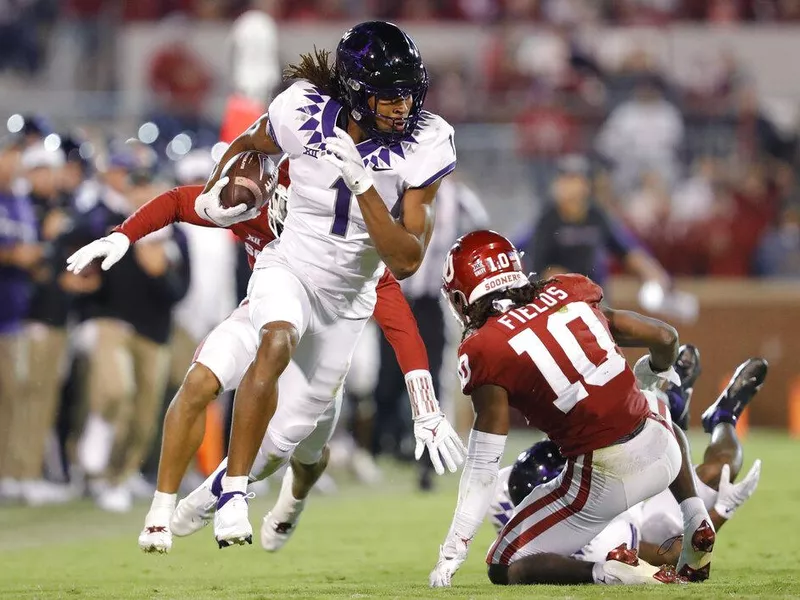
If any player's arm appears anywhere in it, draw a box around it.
[358,180,440,280]
[67,186,212,274]
[431,384,509,587]
[601,307,678,371]
[116,186,216,241]
[373,271,430,376]
[322,126,449,280]
[373,271,466,474]
[202,115,281,192]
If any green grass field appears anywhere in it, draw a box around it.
[1,431,798,600]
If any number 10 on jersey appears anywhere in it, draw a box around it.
[509,302,626,414]
[330,177,353,237]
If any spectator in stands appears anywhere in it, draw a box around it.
[523,154,670,288]
[0,1,46,76]
[755,204,800,277]
[228,0,280,105]
[0,139,39,501]
[596,74,685,195]
[3,142,95,505]
[75,146,191,512]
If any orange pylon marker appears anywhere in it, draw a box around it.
[196,402,225,477]
[789,376,800,439]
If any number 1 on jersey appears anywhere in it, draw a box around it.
[330,177,353,237]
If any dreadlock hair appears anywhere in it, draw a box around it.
[463,276,559,338]
[283,47,339,98]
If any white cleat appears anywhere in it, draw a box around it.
[600,544,685,585]
[260,511,298,552]
[214,492,254,548]
[260,468,306,552]
[170,463,226,537]
[139,507,173,554]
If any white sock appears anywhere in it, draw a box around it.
[272,467,305,523]
[150,491,176,512]
[221,475,249,495]
[679,496,707,527]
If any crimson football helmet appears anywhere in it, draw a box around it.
[441,230,527,327]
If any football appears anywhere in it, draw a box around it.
[219,151,276,210]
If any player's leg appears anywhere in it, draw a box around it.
[260,368,341,552]
[697,357,768,487]
[664,344,701,430]
[139,305,258,553]
[701,357,768,436]
[214,266,311,547]
[487,418,682,586]
[167,359,309,539]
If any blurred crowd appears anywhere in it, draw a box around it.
[0,121,208,510]
[62,0,800,24]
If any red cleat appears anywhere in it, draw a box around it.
[691,520,716,553]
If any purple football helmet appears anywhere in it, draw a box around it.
[507,440,567,507]
[335,21,428,145]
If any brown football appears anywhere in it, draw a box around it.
[219,151,275,210]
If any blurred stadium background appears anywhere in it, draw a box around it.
[1,1,800,597]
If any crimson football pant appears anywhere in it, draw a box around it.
[487,416,681,566]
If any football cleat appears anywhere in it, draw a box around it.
[214,491,254,548]
[701,358,768,434]
[602,544,686,585]
[677,519,715,581]
[170,465,226,537]
[138,507,173,554]
[666,344,701,430]
[260,512,297,552]
[260,468,306,552]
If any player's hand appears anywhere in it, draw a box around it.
[66,231,130,274]
[322,127,373,195]
[633,354,681,391]
[195,177,258,227]
[413,412,467,475]
[429,538,469,588]
[714,460,761,520]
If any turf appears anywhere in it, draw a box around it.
[1,430,798,600]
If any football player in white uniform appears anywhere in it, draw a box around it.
[488,352,766,571]
[193,21,465,547]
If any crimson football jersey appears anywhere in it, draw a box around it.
[457,274,649,457]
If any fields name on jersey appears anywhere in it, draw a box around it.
[496,286,570,331]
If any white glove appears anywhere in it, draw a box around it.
[413,412,467,475]
[633,354,681,391]
[429,537,469,588]
[714,461,761,520]
[321,127,373,195]
[66,231,130,274]
[194,176,259,227]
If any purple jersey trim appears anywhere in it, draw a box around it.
[413,160,456,189]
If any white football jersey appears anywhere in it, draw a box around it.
[258,81,457,319]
